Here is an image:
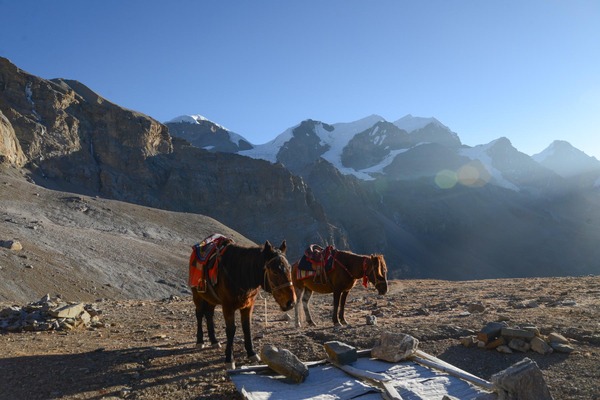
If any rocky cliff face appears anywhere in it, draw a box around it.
[0,57,173,196]
[0,110,26,166]
[0,57,346,261]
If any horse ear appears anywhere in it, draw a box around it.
[263,240,273,252]
[279,240,287,253]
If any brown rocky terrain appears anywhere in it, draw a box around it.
[1,168,599,399]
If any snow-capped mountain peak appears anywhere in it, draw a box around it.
[533,140,600,177]
[393,114,445,132]
[167,114,229,131]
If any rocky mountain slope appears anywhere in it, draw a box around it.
[0,56,344,263]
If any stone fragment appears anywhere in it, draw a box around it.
[260,345,309,383]
[324,341,357,365]
[547,332,569,344]
[371,332,419,362]
[0,240,22,251]
[485,336,506,350]
[477,321,508,343]
[530,337,553,355]
[496,345,513,354]
[460,335,477,348]
[365,315,377,325]
[550,342,575,353]
[501,327,535,340]
[49,303,85,318]
[508,338,530,353]
[521,325,540,337]
[491,358,554,400]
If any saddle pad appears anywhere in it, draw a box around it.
[189,233,232,288]
[295,267,316,281]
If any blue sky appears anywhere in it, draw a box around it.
[2,1,599,158]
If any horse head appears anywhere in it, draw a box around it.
[262,240,296,311]
[368,255,388,295]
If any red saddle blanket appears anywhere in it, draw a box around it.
[188,233,233,289]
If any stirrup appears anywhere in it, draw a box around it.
[197,280,207,293]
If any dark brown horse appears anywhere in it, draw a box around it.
[192,240,296,369]
[292,249,388,327]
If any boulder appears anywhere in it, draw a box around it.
[324,341,357,365]
[491,358,554,400]
[371,332,419,362]
[260,345,309,383]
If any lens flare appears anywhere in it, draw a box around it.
[435,169,458,189]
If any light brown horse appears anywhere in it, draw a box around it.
[192,240,296,369]
[292,249,388,327]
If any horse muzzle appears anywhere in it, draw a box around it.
[280,299,295,312]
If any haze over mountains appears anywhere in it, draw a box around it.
[167,113,600,189]
[2,55,600,284]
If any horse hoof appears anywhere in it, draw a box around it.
[249,354,261,363]
[226,362,236,370]
[211,342,222,349]
[196,343,206,349]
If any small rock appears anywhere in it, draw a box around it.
[496,345,513,354]
[530,337,553,355]
[508,338,530,353]
[460,335,477,348]
[547,332,569,344]
[550,342,575,353]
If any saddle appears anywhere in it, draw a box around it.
[297,244,336,282]
[189,233,233,292]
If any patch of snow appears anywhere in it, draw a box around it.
[460,142,520,191]
[532,141,561,163]
[239,125,298,163]
[167,114,229,131]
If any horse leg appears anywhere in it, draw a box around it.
[194,300,205,348]
[302,288,317,327]
[203,302,221,348]
[332,291,343,327]
[192,290,207,348]
[294,286,304,328]
[222,306,237,370]
[339,290,350,325]
[240,306,260,363]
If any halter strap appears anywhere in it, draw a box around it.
[335,254,377,288]
[263,252,293,294]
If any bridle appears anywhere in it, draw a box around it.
[363,256,386,289]
[263,252,294,294]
